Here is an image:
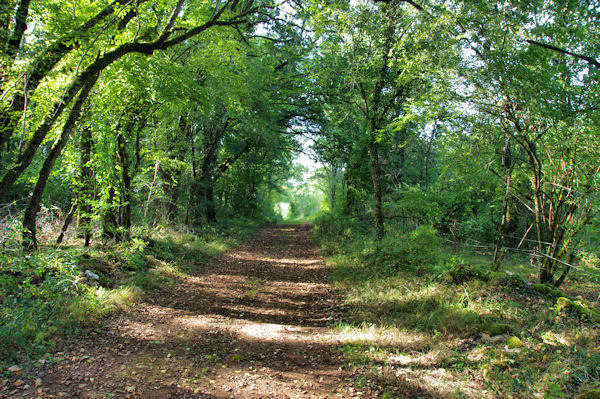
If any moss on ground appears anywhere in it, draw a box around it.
[479,323,513,336]
[555,297,600,323]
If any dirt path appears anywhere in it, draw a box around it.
[9,224,354,398]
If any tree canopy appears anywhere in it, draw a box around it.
[1,0,598,279]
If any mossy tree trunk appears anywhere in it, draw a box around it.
[21,73,97,249]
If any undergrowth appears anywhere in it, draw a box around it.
[0,217,262,370]
[314,214,600,399]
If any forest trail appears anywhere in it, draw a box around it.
[14,224,354,398]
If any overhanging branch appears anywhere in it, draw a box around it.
[526,39,600,70]
[372,0,423,11]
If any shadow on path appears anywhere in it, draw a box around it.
[12,224,435,399]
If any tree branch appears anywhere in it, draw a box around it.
[0,0,142,154]
[0,5,255,200]
[5,0,31,60]
[526,39,600,70]
[372,0,423,11]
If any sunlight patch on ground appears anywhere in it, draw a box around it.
[386,351,440,367]
[234,321,334,344]
[276,258,321,265]
[264,280,331,292]
[394,367,490,399]
[336,325,429,349]
[238,323,302,341]
[227,253,322,267]
[541,331,572,346]
[223,304,290,317]
[174,314,332,344]
[173,314,227,329]
[331,324,492,398]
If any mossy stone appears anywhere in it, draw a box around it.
[488,271,504,280]
[443,264,489,285]
[555,297,600,323]
[479,322,513,336]
[506,336,523,348]
[576,389,600,399]
[533,283,570,300]
[494,274,536,295]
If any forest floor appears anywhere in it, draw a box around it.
[2,224,431,398]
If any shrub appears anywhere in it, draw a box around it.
[123,237,149,270]
[369,225,443,275]
[0,246,142,363]
[0,248,97,361]
[458,210,497,242]
[390,186,444,226]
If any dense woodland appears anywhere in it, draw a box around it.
[1,0,600,397]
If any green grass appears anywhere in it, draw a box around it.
[314,214,600,398]
[0,217,263,371]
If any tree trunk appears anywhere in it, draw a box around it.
[0,66,97,200]
[0,0,137,154]
[193,120,227,224]
[79,126,93,247]
[0,0,13,52]
[21,74,97,249]
[344,173,357,215]
[329,165,338,210]
[161,163,182,222]
[396,128,406,186]
[102,186,118,240]
[492,172,512,269]
[0,5,249,198]
[116,129,131,240]
[4,0,30,60]
[368,136,385,239]
[167,176,181,221]
[205,180,216,223]
[56,199,77,245]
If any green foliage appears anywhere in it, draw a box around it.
[0,247,99,361]
[389,186,444,226]
[0,216,260,364]
[123,238,149,271]
[1,0,599,394]
[317,211,600,397]
[376,225,443,274]
[457,209,498,243]
[316,215,443,275]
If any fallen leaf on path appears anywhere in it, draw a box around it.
[8,365,22,374]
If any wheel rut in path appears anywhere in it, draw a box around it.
[16,224,350,398]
